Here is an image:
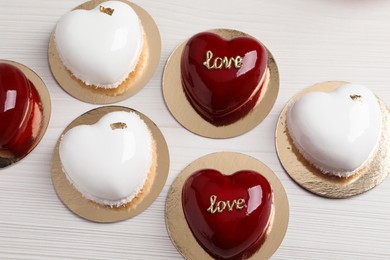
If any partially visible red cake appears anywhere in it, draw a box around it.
[0,63,43,158]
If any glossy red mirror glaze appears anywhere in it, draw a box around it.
[0,63,42,157]
[181,32,268,126]
[182,169,273,259]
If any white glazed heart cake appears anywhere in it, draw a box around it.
[54,1,146,94]
[287,84,382,178]
[59,111,156,207]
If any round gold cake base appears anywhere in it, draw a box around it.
[276,81,390,198]
[51,106,170,222]
[166,152,289,260]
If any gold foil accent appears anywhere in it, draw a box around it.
[0,59,51,169]
[110,122,127,130]
[203,50,243,69]
[162,28,279,138]
[350,94,362,102]
[99,5,114,16]
[275,81,390,198]
[165,152,289,259]
[48,0,161,104]
[206,195,246,214]
[51,106,170,222]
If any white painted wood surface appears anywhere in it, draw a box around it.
[1,0,390,259]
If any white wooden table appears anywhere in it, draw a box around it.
[1,0,390,259]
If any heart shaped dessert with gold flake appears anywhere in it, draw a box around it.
[287,84,382,178]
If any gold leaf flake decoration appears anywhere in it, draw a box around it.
[110,122,127,130]
[100,6,115,16]
[350,94,363,102]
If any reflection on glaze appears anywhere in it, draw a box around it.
[287,84,382,177]
[237,50,257,77]
[182,169,273,259]
[4,90,17,112]
[247,185,262,214]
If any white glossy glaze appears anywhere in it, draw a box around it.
[55,1,143,88]
[287,84,382,177]
[59,111,153,207]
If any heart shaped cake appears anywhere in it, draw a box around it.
[182,169,273,259]
[181,32,269,126]
[287,84,382,177]
[0,63,43,158]
[54,1,145,93]
[59,111,156,207]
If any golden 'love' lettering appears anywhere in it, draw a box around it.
[207,195,246,214]
[203,50,243,70]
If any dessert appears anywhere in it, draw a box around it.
[59,111,156,207]
[182,169,273,259]
[180,32,269,126]
[54,0,146,95]
[286,83,382,178]
[0,63,43,158]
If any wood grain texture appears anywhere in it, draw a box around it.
[1,0,390,259]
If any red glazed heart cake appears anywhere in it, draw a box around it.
[182,169,274,259]
[180,32,269,126]
[0,63,43,159]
